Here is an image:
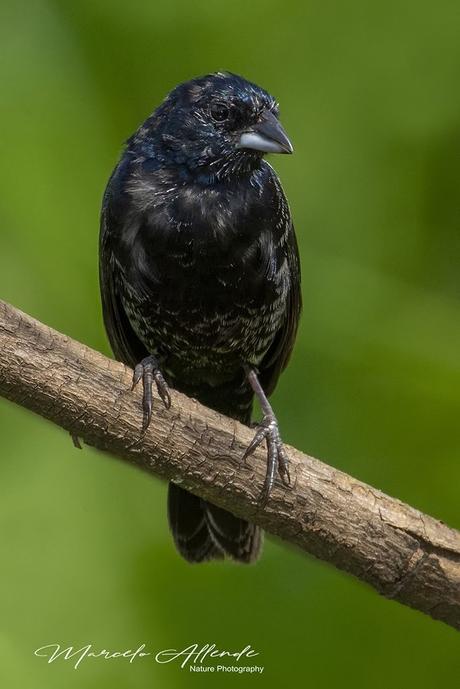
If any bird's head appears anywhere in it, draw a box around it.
[132,72,293,181]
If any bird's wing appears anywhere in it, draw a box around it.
[259,221,302,396]
[99,197,148,368]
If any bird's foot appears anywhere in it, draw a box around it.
[243,413,291,505]
[70,433,83,449]
[132,355,171,431]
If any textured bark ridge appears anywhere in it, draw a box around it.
[0,299,459,630]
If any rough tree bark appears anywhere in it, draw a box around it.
[0,299,459,630]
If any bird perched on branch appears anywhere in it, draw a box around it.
[99,72,301,563]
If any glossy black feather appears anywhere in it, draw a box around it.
[99,73,301,563]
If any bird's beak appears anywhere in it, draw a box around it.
[237,109,293,154]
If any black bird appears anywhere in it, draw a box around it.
[99,72,301,563]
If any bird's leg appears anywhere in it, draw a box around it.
[132,355,171,431]
[242,366,291,504]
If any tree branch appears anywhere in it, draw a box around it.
[0,299,459,630]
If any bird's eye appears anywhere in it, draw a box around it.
[210,103,230,122]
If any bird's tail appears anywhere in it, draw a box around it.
[167,483,262,563]
[166,380,262,563]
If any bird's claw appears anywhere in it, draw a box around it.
[132,355,171,431]
[243,414,291,505]
[70,432,83,449]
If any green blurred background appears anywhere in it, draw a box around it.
[1,0,459,686]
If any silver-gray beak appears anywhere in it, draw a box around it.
[237,109,293,154]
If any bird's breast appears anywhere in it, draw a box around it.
[119,166,291,379]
